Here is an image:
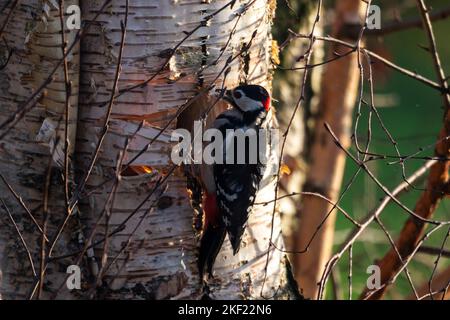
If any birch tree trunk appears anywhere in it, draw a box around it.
[0,0,80,299]
[0,0,295,300]
[72,0,293,300]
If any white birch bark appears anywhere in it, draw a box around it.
[76,0,293,299]
[0,0,79,299]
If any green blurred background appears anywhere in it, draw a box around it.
[274,0,450,299]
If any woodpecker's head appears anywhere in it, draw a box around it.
[224,85,271,113]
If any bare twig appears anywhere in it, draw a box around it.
[0,173,48,241]
[58,0,72,249]
[0,198,37,277]
[0,0,113,140]
[418,245,450,258]
[367,5,450,36]
[0,0,19,38]
[316,157,438,299]
[36,146,54,299]
[428,227,450,300]
[358,0,450,299]
[290,32,449,94]
[262,0,323,299]
[49,1,129,258]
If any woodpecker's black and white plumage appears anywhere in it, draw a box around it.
[198,84,272,280]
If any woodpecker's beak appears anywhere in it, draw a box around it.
[222,89,233,104]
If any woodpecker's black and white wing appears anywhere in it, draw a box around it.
[212,109,266,254]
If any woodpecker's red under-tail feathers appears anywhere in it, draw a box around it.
[198,192,226,280]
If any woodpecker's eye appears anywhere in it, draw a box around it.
[233,91,242,99]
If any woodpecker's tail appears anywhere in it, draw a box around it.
[226,221,248,255]
[198,223,226,280]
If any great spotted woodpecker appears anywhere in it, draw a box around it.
[198,84,272,280]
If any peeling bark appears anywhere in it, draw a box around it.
[0,0,80,299]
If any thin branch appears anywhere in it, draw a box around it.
[0,173,48,241]
[0,197,37,277]
[255,191,360,227]
[316,159,437,299]
[416,0,450,109]
[0,0,113,140]
[361,224,445,300]
[0,37,13,70]
[324,123,446,226]
[374,216,419,299]
[58,0,72,250]
[428,227,450,300]
[262,0,323,299]
[36,145,54,299]
[49,1,129,258]
[0,0,19,38]
[348,244,353,300]
[358,0,450,299]
[418,245,450,258]
[367,5,450,36]
[289,31,449,94]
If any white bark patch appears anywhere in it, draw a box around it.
[35,117,66,167]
